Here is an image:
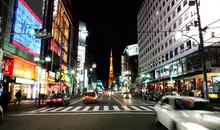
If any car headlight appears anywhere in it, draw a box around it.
[181,122,209,130]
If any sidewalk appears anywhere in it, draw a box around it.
[7,100,46,113]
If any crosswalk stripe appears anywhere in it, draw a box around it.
[93,106,100,111]
[103,106,109,111]
[71,106,82,111]
[40,107,56,112]
[131,106,142,111]
[31,107,47,112]
[139,106,153,111]
[113,106,120,111]
[50,107,64,112]
[148,106,155,110]
[61,107,73,112]
[122,106,130,111]
[82,106,90,111]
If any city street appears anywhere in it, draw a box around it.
[0,93,167,130]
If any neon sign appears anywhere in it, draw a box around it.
[12,0,42,56]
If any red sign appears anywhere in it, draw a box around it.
[50,39,60,56]
[3,58,14,76]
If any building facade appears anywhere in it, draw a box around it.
[137,0,220,96]
[0,0,77,99]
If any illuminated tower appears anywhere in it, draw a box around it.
[108,49,114,85]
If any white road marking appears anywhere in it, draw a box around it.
[148,106,155,110]
[10,112,155,116]
[93,106,100,111]
[82,106,90,111]
[100,94,103,100]
[103,106,109,111]
[113,106,120,111]
[122,106,130,111]
[71,106,82,111]
[30,107,47,113]
[130,106,142,111]
[39,107,56,112]
[139,106,153,111]
[50,107,64,112]
[61,107,73,112]
[132,99,151,105]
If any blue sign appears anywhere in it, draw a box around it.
[12,0,42,56]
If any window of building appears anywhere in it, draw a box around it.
[177,5,181,13]
[174,48,178,55]
[167,5,170,12]
[173,22,177,29]
[168,16,171,23]
[180,44,184,50]
[170,51,173,58]
[169,27,172,33]
[163,1,165,7]
[171,0,175,6]
[158,47,160,53]
[186,40,192,49]
[158,38,160,43]
[164,11,166,17]
[165,31,167,37]
[178,17,182,25]
[165,42,168,48]
[184,11,189,20]
[164,20,167,27]
[169,38,172,45]
[165,53,169,60]
[183,0,187,7]
[172,11,176,18]
[161,45,164,50]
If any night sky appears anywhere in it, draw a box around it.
[72,0,144,81]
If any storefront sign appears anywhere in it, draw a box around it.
[13,58,35,79]
[15,77,34,84]
[3,58,14,76]
[49,71,55,78]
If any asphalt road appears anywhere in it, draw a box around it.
[0,114,167,130]
[0,93,165,130]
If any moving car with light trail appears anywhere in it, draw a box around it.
[46,93,70,106]
[154,95,220,130]
[83,92,98,104]
[122,92,132,99]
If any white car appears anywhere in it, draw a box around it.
[0,105,3,121]
[154,95,220,130]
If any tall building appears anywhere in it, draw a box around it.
[108,49,114,86]
[137,0,220,92]
[122,44,138,85]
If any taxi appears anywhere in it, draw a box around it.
[82,92,98,104]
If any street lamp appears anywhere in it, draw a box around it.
[34,56,51,106]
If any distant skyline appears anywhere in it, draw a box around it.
[72,0,144,81]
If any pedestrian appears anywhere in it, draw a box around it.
[14,90,21,106]
[35,91,39,106]
[0,90,10,112]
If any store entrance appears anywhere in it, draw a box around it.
[13,84,34,100]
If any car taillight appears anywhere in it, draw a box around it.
[57,98,62,102]
[82,97,85,100]
[46,99,51,102]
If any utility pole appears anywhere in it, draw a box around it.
[195,0,209,99]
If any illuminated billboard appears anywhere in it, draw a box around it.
[51,0,70,63]
[125,44,138,56]
[12,0,42,56]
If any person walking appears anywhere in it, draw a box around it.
[14,90,21,106]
